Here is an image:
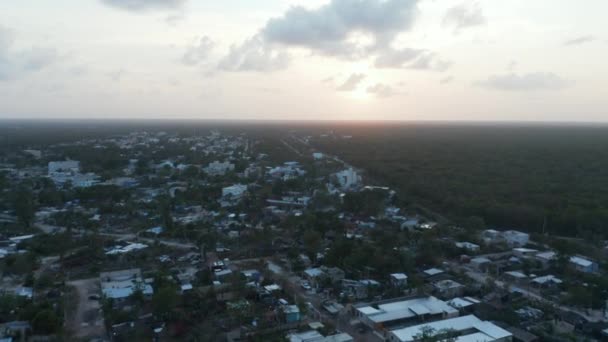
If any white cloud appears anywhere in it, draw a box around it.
[374,48,424,68]
[442,2,486,34]
[21,47,58,71]
[100,0,187,12]
[218,36,290,72]
[367,83,396,98]
[0,25,58,81]
[477,72,571,91]
[564,35,595,46]
[219,0,435,72]
[182,36,215,66]
[440,76,454,85]
[261,0,420,58]
[337,73,366,91]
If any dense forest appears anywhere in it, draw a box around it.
[311,123,608,240]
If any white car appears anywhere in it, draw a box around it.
[301,281,312,291]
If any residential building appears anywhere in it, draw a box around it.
[455,242,480,252]
[432,279,465,299]
[569,256,599,273]
[334,168,361,190]
[503,230,530,247]
[100,269,153,302]
[222,184,247,198]
[283,305,301,323]
[203,161,235,176]
[387,315,512,342]
[288,330,353,342]
[390,273,408,287]
[355,296,459,331]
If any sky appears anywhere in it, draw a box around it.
[0,0,606,122]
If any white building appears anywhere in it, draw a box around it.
[222,184,247,198]
[569,256,599,273]
[502,230,530,247]
[100,269,153,301]
[482,229,529,247]
[288,330,353,342]
[355,296,458,330]
[48,160,80,174]
[455,242,481,252]
[48,160,98,187]
[390,273,408,287]
[203,161,235,176]
[387,315,512,342]
[334,168,361,190]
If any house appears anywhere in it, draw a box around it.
[531,275,562,288]
[288,330,353,342]
[355,296,459,331]
[503,271,528,283]
[422,268,445,280]
[334,168,361,190]
[535,252,599,273]
[569,256,599,273]
[283,305,301,323]
[203,161,235,176]
[312,153,324,160]
[502,230,530,247]
[222,184,247,198]
[390,273,408,288]
[470,257,492,272]
[535,251,556,267]
[303,268,325,288]
[342,279,380,299]
[48,160,99,187]
[433,279,465,299]
[401,219,420,231]
[482,229,529,247]
[14,287,33,299]
[447,297,480,313]
[513,248,538,258]
[321,266,346,284]
[100,269,153,303]
[455,242,480,252]
[48,160,80,174]
[387,315,512,342]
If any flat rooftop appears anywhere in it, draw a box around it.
[389,315,512,342]
[357,296,458,324]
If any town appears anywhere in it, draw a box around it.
[1,126,608,342]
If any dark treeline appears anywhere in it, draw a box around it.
[311,122,608,239]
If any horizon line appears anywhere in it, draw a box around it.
[1,118,608,127]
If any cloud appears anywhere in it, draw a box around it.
[182,36,215,66]
[442,2,486,34]
[218,36,290,72]
[0,25,13,55]
[440,76,454,84]
[261,0,420,58]
[21,47,58,71]
[107,69,127,82]
[564,35,595,46]
[374,48,424,68]
[367,83,396,98]
[477,72,571,91]
[407,53,451,72]
[0,25,58,81]
[219,0,428,71]
[100,0,187,11]
[337,73,366,91]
